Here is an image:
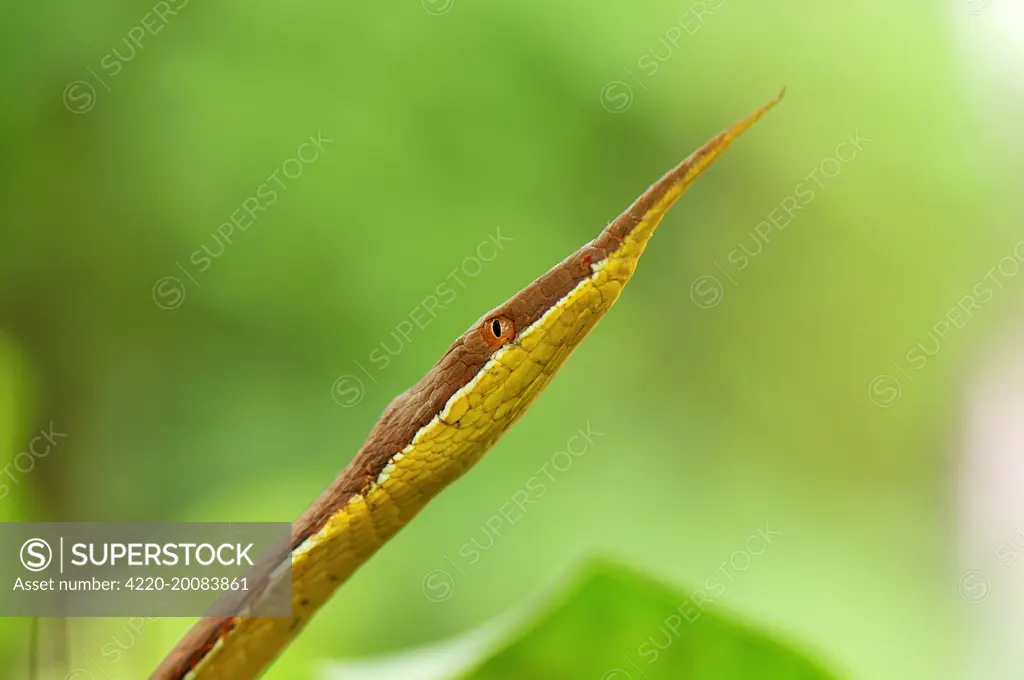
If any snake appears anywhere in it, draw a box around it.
[151,92,782,680]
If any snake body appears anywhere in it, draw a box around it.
[152,94,782,680]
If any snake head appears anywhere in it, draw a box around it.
[358,92,782,497]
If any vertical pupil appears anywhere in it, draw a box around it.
[491,319,502,337]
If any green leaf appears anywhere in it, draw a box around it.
[324,558,839,680]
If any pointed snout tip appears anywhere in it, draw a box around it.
[729,87,786,137]
[598,89,785,262]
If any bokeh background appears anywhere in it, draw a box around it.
[1,0,1022,678]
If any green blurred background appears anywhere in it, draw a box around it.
[1,0,1021,677]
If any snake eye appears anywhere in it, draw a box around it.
[482,315,515,348]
